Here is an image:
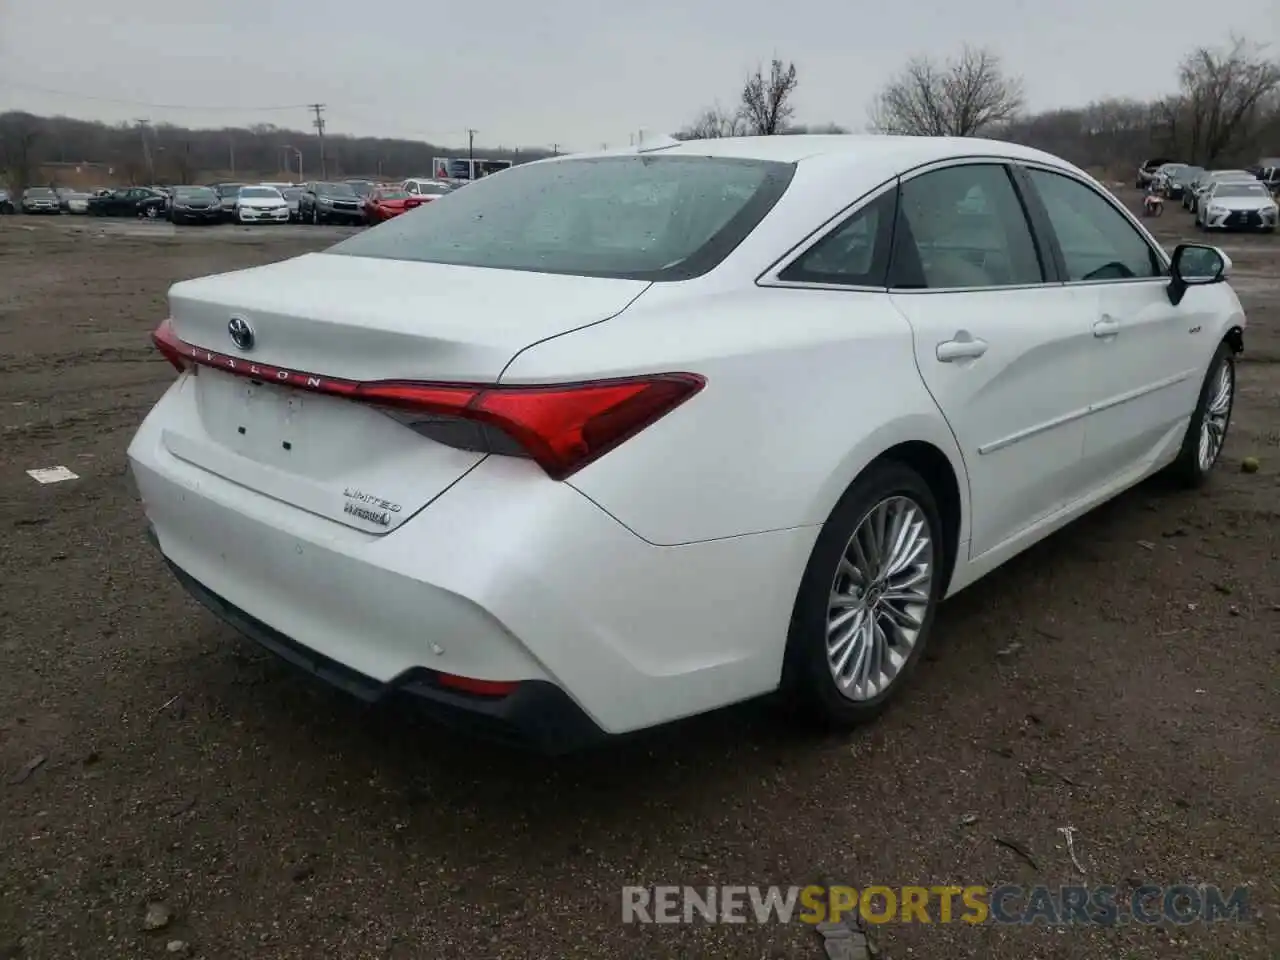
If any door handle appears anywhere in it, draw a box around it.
[936,332,988,362]
[1093,317,1121,338]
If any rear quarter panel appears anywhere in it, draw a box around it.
[500,280,970,547]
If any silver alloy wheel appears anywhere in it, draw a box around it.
[1198,359,1233,471]
[826,496,934,701]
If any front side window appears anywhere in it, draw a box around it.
[329,156,795,281]
[891,164,1044,290]
[1026,169,1162,282]
[779,191,895,286]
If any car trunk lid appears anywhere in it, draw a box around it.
[161,253,649,533]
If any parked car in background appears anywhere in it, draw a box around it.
[345,179,376,200]
[62,191,93,214]
[87,186,168,218]
[402,178,455,203]
[167,186,223,224]
[298,181,363,224]
[1253,163,1280,195]
[362,185,425,224]
[1135,157,1173,188]
[207,183,245,221]
[280,186,303,222]
[1188,170,1257,214]
[131,136,1246,749]
[1164,165,1202,200]
[21,187,62,214]
[1195,179,1278,231]
[0,189,17,214]
[235,185,291,224]
[1152,162,1186,192]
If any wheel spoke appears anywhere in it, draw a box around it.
[1197,360,1233,472]
[825,495,935,702]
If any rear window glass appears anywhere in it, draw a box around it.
[328,155,795,281]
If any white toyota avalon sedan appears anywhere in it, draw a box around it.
[128,135,1246,751]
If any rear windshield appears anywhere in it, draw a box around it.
[416,182,451,195]
[329,155,795,280]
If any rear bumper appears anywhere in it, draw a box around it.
[156,546,605,753]
[128,379,813,737]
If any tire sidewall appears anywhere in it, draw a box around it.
[1171,342,1235,486]
[783,461,947,726]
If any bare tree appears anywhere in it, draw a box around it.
[869,46,1024,137]
[0,112,45,190]
[674,104,746,140]
[740,59,799,136]
[1175,37,1280,165]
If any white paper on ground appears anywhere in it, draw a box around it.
[26,466,79,484]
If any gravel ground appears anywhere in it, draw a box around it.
[0,200,1277,960]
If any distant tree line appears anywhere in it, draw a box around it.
[678,37,1280,173]
[0,114,555,191]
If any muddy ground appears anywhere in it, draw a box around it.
[0,197,1277,960]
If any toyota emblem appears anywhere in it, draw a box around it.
[228,315,255,351]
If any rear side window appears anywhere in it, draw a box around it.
[891,164,1045,289]
[328,155,795,281]
[779,190,896,286]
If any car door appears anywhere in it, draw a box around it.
[1018,166,1206,488]
[887,161,1096,560]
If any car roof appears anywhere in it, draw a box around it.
[566,134,1077,172]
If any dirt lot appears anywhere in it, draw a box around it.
[0,199,1277,960]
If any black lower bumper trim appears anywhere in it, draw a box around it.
[159,552,608,754]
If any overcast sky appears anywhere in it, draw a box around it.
[0,0,1275,153]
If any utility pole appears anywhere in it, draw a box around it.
[466,128,477,178]
[551,143,559,156]
[310,104,327,178]
[228,134,236,175]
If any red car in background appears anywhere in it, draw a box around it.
[362,186,425,224]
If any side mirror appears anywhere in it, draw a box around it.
[1167,243,1230,306]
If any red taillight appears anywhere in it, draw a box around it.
[152,321,188,372]
[150,318,704,480]
[436,673,519,697]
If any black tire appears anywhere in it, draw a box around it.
[311,206,320,225]
[1166,341,1236,488]
[781,460,946,728]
